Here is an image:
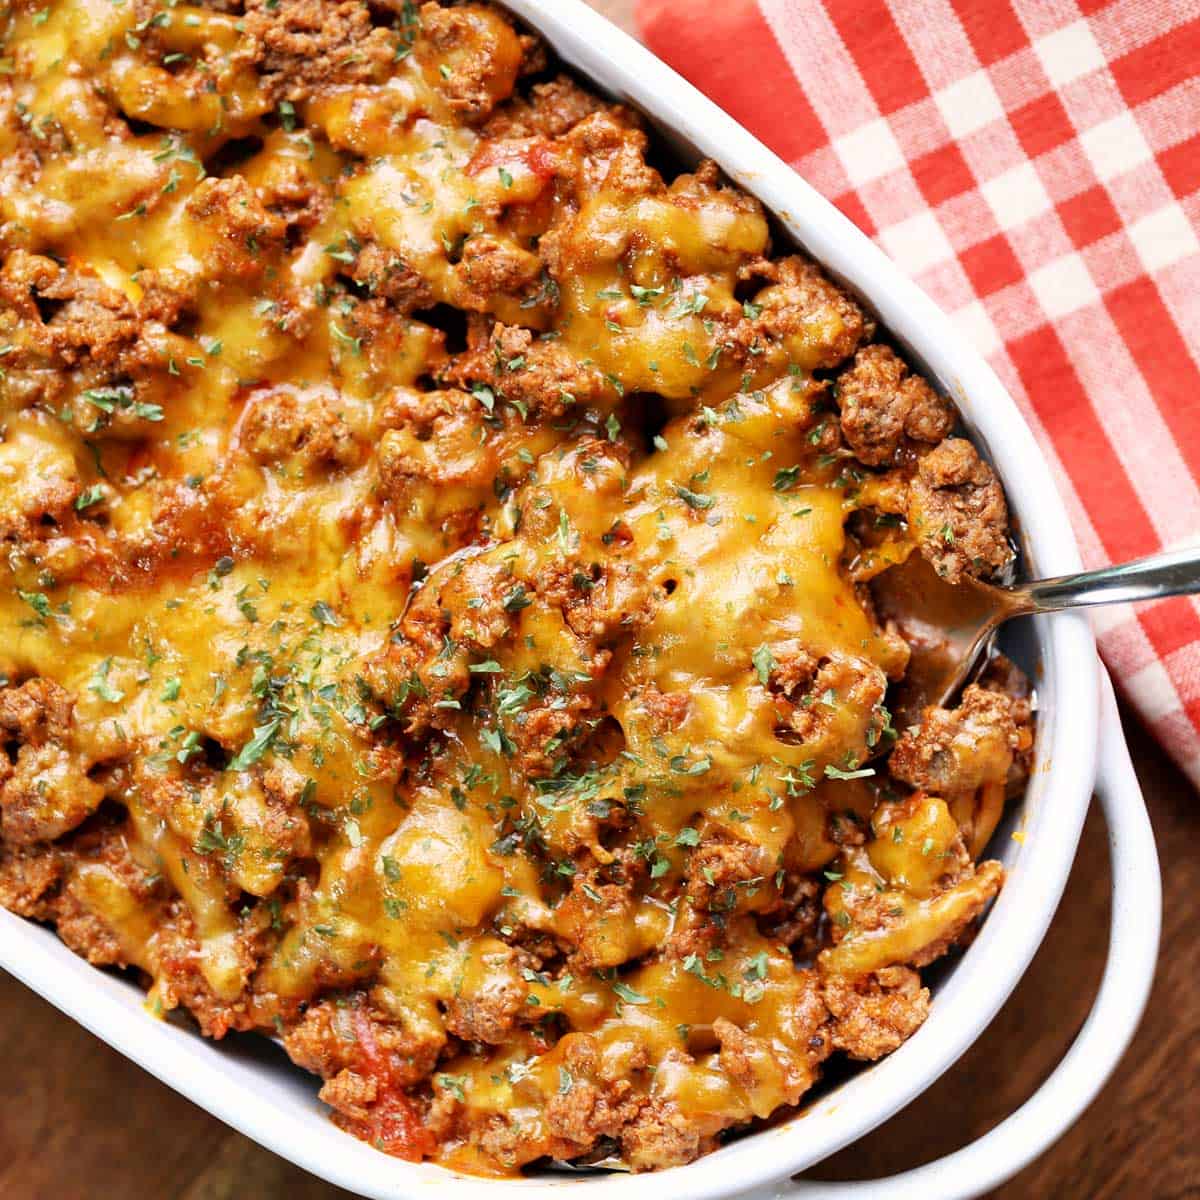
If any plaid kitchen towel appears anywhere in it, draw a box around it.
[638,0,1200,785]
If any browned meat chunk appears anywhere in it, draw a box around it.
[751,257,873,370]
[0,679,103,845]
[908,438,1012,583]
[0,840,61,919]
[184,177,287,283]
[836,344,955,466]
[418,2,524,121]
[238,385,358,471]
[350,240,435,311]
[283,994,444,1088]
[454,234,543,309]
[445,322,611,418]
[822,965,929,1060]
[442,944,528,1044]
[484,75,610,139]
[244,0,396,101]
[620,1089,717,1171]
[889,684,1019,796]
[779,652,889,761]
[685,836,774,915]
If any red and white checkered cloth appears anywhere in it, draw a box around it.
[638,0,1200,786]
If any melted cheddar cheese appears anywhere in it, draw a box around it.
[0,0,1028,1176]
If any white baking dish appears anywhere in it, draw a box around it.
[0,3,1161,1198]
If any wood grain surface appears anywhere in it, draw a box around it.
[2,3,1195,1196]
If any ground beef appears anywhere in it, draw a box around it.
[549,111,660,213]
[454,233,543,309]
[758,873,822,956]
[543,1032,645,1156]
[780,652,888,752]
[350,240,435,312]
[360,633,470,737]
[619,1090,716,1172]
[0,679,103,845]
[442,943,528,1044]
[418,2,525,122]
[284,994,445,1088]
[889,684,1019,796]
[750,256,874,371]
[153,904,266,1038]
[505,690,597,779]
[318,1068,379,1121]
[50,819,164,967]
[541,558,657,644]
[0,840,61,919]
[184,176,287,283]
[835,344,955,466]
[445,322,611,419]
[907,438,1012,583]
[554,876,639,971]
[243,0,396,102]
[684,836,774,915]
[484,75,611,139]
[375,386,504,509]
[237,385,358,471]
[0,250,138,369]
[822,965,930,1060]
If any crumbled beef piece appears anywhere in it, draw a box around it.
[283,994,444,1087]
[445,322,612,418]
[238,385,358,471]
[889,684,1019,796]
[185,176,287,283]
[360,631,470,737]
[762,641,819,697]
[454,233,543,309]
[555,876,640,971]
[835,344,955,466]
[0,679,103,844]
[750,256,874,370]
[685,836,774,915]
[543,1032,644,1156]
[822,965,929,1060]
[350,240,435,311]
[243,0,395,102]
[908,438,1012,583]
[418,2,524,121]
[51,819,163,967]
[637,683,690,734]
[0,250,137,369]
[0,840,61,919]
[781,652,888,749]
[484,75,611,139]
[318,1068,378,1121]
[255,156,332,234]
[620,1089,716,1172]
[153,903,267,1037]
[758,874,822,956]
[540,559,657,644]
[442,944,528,1044]
[506,691,597,779]
[552,111,659,203]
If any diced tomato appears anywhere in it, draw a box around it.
[466,136,557,181]
[366,1092,437,1161]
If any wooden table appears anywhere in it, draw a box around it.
[3,3,1196,1195]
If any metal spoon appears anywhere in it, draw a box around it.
[933,543,1200,707]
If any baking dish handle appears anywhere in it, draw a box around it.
[761,669,1161,1200]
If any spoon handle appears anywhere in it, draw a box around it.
[1013,543,1200,614]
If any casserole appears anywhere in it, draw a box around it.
[0,1,1160,1196]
